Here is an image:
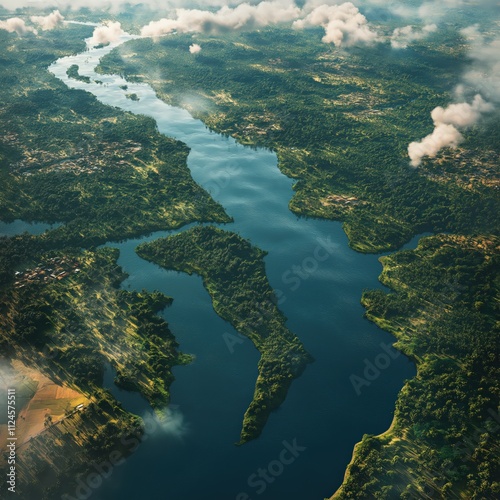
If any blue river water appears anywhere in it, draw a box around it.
[3,29,417,499]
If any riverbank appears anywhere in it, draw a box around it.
[332,234,500,498]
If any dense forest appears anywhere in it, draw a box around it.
[0,237,183,497]
[98,25,499,253]
[334,234,500,499]
[0,23,212,498]
[137,226,313,443]
[98,23,500,498]
[2,245,189,405]
[12,389,144,500]
[0,8,499,500]
[0,26,229,250]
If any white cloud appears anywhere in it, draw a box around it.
[189,43,202,53]
[142,407,189,439]
[0,1,381,50]
[293,2,379,47]
[391,23,437,49]
[408,95,494,167]
[87,21,124,47]
[431,94,494,127]
[0,0,266,9]
[0,17,36,35]
[136,0,380,48]
[417,0,463,22]
[408,24,500,167]
[360,0,481,24]
[30,10,65,31]
[140,1,300,37]
[460,27,500,104]
[408,123,463,167]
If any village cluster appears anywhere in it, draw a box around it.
[3,132,143,176]
[14,256,81,288]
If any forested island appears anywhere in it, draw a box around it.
[137,226,313,443]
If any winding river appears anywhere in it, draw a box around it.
[5,29,417,499]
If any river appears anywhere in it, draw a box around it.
[5,29,417,499]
